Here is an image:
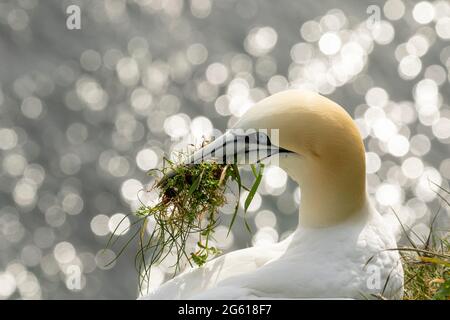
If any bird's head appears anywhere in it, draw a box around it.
[188,90,367,227]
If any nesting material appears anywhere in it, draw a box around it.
[108,150,264,290]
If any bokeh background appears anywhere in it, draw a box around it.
[0,0,449,299]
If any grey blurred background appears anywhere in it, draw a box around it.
[0,0,449,299]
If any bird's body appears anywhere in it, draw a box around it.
[141,200,402,299]
[140,90,404,300]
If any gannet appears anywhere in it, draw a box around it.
[140,90,404,300]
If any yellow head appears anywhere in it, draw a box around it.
[235,90,366,227]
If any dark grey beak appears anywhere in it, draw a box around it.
[157,129,292,187]
[186,129,292,165]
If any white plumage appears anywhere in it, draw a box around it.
[140,90,404,300]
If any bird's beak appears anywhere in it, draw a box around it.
[185,129,292,165]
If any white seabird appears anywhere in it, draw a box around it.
[140,90,404,300]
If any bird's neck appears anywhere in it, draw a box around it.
[283,147,366,228]
[299,159,366,228]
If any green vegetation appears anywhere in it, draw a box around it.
[106,150,264,292]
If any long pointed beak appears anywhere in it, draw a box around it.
[186,129,292,165]
[157,129,292,187]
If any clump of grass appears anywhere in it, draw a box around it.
[401,238,449,300]
[382,181,450,300]
[106,146,264,292]
[400,182,450,300]
[367,181,449,300]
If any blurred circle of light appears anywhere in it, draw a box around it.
[80,49,102,72]
[191,0,212,19]
[231,54,252,73]
[219,193,237,215]
[21,96,43,119]
[21,245,42,267]
[320,12,344,31]
[76,77,108,110]
[407,198,428,220]
[128,37,149,58]
[95,249,116,270]
[398,55,422,79]
[372,21,395,45]
[62,193,84,216]
[412,2,435,25]
[415,167,442,202]
[376,183,402,206]
[163,114,190,138]
[206,63,229,85]
[214,95,231,116]
[136,148,158,171]
[387,134,410,157]
[103,48,123,70]
[3,153,27,176]
[366,152,381,174]
[318,32,341,55]
[40,254,59,276]
[212,226,234,250]
[383,0,406,21]
[0,128,18,150]
[277,193,297,215]
[190,116,213,140]
[90,214,110,236]
[401,157,424,179]
[432,118,450,140]
[300,20,322,42]
[436,17,450,39]
[355,118,370,139]
[121,179,143,202]
[53,242,76,264]
[240,191,261,213]
[440,159,450,179]
[79,252,97,274]
[264,166,288,189]
[1,212,25,243]
[186,43,208,65]
[13,179,37,207]
[60,153,81,175]
[116,57,140,86]
[108,213,130,235]
[290,43,314,63]
[107,155,130,177]
[424,64,447,85]
[406,34,429,57]
[244,26,278,57]
[66,123,88,145]
[414,79,439,115]
[365,87,389,108]
[252,227,279,247]
[255,56,277,80]
[267,75,289,94]
[255,210,277,229]
[372,118,397,142]
[410,223,432,244]
[45,206,66,227]
[159,94,181,115]
[387,165,408,187]
[131,87,153,115]
[17,271,41,299]
[439,46,450,66]
[0,272,16,299]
